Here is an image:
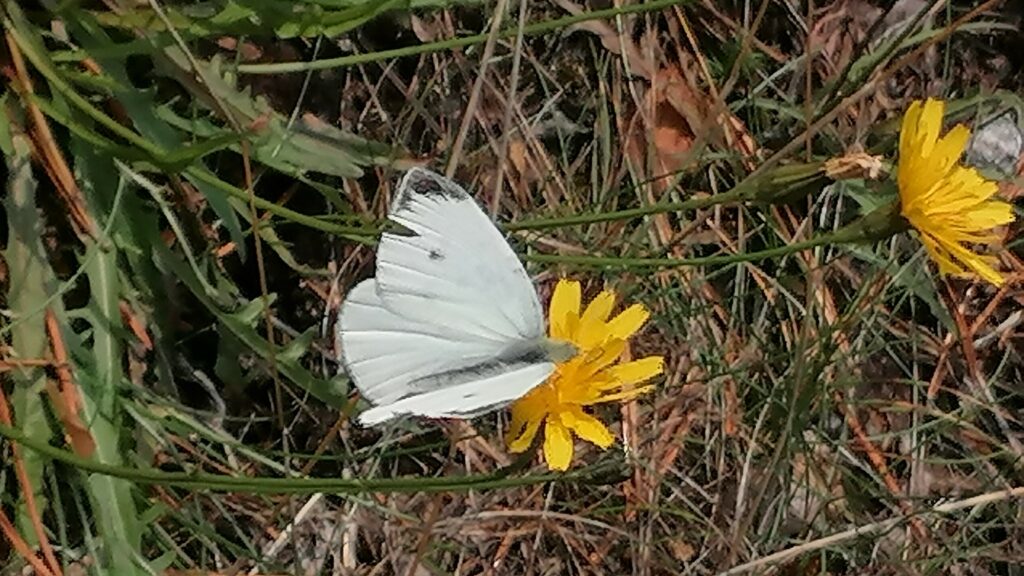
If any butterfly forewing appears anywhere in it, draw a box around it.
[375,168,545,342]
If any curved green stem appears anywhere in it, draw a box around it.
[506,186,749,232]
[525,203,906,269]
[526,229,852,269]
[237,0,691,74]
[506,162,825,232]
[0,422,610,494]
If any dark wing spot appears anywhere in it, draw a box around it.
[428,249,445,261]
[407,170,448,196]
[395,168,470,210]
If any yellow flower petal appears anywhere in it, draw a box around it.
[899,99,946,199]
[608,356,665,384]
[932,234,1006,286]
[507,393,547,451]
[919,168,999,214]
[897,98,1015,287]
[606,304,650,340]
[918,231,967,276]
[508,278,663,470]
[543,419,574,471]
[593,384,656,404]
[966,201,1014,229]
[575,339,626,380]
[508,400,528,436]
[561,408,614,449]
[931,124,970,173]
[915,98,944,156]
[508,414,544,452]
[581,290,615,320]
[549,279,581,341]
[899,99,923,160]
[577,290,616,344]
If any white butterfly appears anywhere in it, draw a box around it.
[336,168,576,426]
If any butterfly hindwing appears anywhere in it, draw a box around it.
[357,362,554,425]
[338,280,513,408]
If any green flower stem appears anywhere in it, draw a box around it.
[526,202,907,269]
[237,0,691,74]
[507,188,747,232]
[507,162,826,232]
[0,422,614,494]
[303,163,826,238]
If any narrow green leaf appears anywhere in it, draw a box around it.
[3,133,57,543]
[278,328,318,365]
[256,225,331,277]
[75,138,148,576]
[152,61,394,178]
[159,129,254,171]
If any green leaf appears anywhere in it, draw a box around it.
[150,551,178,574]
[22,1,248,257]
[233,294,277,326]
[278,328,318,365]
[152,60,394,178]
[845,241,955,334]
[836,179,898,216]
[63,135,180,398]
[215,328,248,396]
[892,253,957,335]
[29,94,153,163]
[74,137,148,576]
[3,132,58,545]
[159,129,254,171]
[257,225,331,277]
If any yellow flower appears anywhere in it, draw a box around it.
[898,98,1015,286]
[507,279,663,471]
